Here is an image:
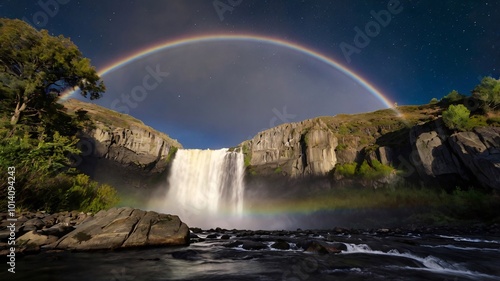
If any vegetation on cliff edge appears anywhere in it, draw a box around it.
[0,18,118,212]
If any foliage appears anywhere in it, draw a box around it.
[335,160,393,180]
[335,143,348,151]
[335,162,357,177]
[358,160,393,180]
[0,130,119,212]
[165,146,178,164]
[442,90,465,104]
[442,104,470,131]
[472,77,500,112]
[242,143,252,167]
[0,18,105,127]
[0,19,118,213]
[464,115,488,130]
[429,97,439,104]
[67,174,119,213]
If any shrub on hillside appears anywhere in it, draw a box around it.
[335,160,393,180]
[472,77,500,112]
[442,90,465,104]
[442,104,470,131]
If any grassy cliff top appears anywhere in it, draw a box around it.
[62,99,182,148]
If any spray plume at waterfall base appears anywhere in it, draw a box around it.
[147,149,420,230]
[152,149,246,229]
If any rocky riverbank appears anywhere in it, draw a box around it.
[0,207,189,255]
[187,223,500,254]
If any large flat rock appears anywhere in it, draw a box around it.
[53,207,189,251]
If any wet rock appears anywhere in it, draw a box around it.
[220,234,231,240]
[190,227,203,233]
[377,228,391,234]
[206,234,219,239]
[302,241,342,254]
[271,240,290,250]
[242,241,267,250]
[224,240,244,248]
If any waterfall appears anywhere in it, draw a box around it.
[165,149,245,217]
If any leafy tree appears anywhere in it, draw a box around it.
[0,18,105,127]
[429,98,439,104]
[442,90,465,103]
[0,19,118,213]
[472,77,500,112]
[442,104,470,131]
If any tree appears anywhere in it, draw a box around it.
[429,98,439,104]
[442,90,465,103]
[442,104,470,131]
[0,18,105,126]
[472,77,500,112]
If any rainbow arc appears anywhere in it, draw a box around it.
[59,34,396,111]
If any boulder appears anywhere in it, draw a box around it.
[448,128,500,190]
[242,241,268,250]
[271,240,290,250]
[39,224,75,237]
[303,241,342,254]
[410,122,464,180]
[17,231,58,253]
[54,207,189,251]
[220,234,231,240]
[21,218,45,232]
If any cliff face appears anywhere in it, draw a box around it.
[63,99,182,190]
[410,122,500,190]
[240,105,500,191]
[87,121,181,173]
[241,119,338,177]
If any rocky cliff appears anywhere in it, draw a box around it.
[410,121,500,190]
[240,104,500,191]
[62,99,182,190]
[241,118,338,177]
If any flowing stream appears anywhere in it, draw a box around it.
[7,230,500,280]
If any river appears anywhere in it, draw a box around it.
[5,228,500,281]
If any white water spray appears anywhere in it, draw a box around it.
[163,149,245,220]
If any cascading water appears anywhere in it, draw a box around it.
[163,149,245,221]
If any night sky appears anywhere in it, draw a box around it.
[1,1,499,148]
